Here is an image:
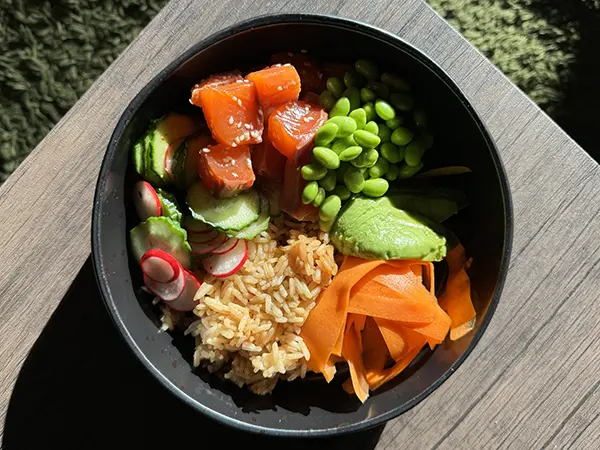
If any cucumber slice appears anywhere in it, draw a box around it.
[132,138,145,175]
[143,130,163,186]
[130,216,191,269]
[227,196,270,240]
[156,188,182,224]
[172,135,213,189]
[187,181,260,232]
[147,113,199,185]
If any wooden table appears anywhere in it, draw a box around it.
[1,1,599,448]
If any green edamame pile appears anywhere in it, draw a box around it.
[303,59,435,231]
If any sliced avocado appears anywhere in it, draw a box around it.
[331,195,447,261]
[130,216,191,268]
[388,187,467,223]
[156,188,182,224]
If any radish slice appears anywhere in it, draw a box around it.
[202,239,248,278]
[167,270,201,311]
[211,238,239,255]
[143,270,186,301]
[140,249,181,283]
[184,217,211,233]
[191,234,228,255]
[133,181,161,221]
[188,229,219,244]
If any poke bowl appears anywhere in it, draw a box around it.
[92,14,512,436]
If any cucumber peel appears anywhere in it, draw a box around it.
[130,216,191,268]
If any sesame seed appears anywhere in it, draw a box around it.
[232,96,238,101]
[232,172,239,178]
[228,116,234,124]
[277,86,284,92]
[307,116,314,121]
[274,63,282,68]
[244,80,250,83]
[237,99,242,106]
[243,131,250,140]
[300,49,307,53]
[303,61,311,67]
[244,124,252,130]
[284,63,291,67]
[236,79,243,83]
[237,121,243,128]
[250,130,260,138]
[303,117,309,123]
[231,142,237,147]
[287,52,293,57]
[202,148,210,153]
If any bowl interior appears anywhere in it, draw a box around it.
[93,16,511,436]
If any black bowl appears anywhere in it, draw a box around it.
[92,14,512,437]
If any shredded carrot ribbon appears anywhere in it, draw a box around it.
[301,249,475,402]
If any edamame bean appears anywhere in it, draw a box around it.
[313,147,340,169]
[343,167,366,193]
[326,77,345,98]
[319,219,335,233]
[362,102,376,122]
[301,181,319,204]
[386,163,399,181]
[314,123,339,147]
[380,142,402,163]
[404,138,427,167]
[360,87,376,103]
[319,170,337,192]
[351,148,379,168]
[342,87,361,111]
[301,163,327,181]
[331,135,357,154]
[333,185,351,201]
[413,106,427,128]
[364,121,379,136]
[391,127,414,146]
[381,72,410,92]
[390,92,414,111]
[327,116,357,138]
[312,187,326,207]
[319,195,342,221]
[369,157,389,178]
[343,71,365,89]
[319,91,336,111]
[349,108,367,130]
[386,117,404,130]
[375,99,396,121]
[378,124,391,142]
[367,81,390,99]
[339,145,363,161]
[330,97,350,117]
[353,130,381,149]
[355,59,379,81]
[363,178,389,197]
[398,161,423,179]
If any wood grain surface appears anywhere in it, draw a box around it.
[1,0,599,448]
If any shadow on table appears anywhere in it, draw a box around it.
[3,258,384,450]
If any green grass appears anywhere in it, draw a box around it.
[1,0,598,182]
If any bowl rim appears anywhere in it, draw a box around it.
[92,13,514,437]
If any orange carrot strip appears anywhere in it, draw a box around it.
[367,347,422,390]
[341,320,369,403]
[362,317,388,374]
[348,288,436,325]
[374,318,409,361]
[353,314,367,332]
[439,244,476,341]
[323,359,337,383]
[301,257,386,374]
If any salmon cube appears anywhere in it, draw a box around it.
[300,91,321,106]
[268,101,328,162]
[190,70,243,108]
[280,160,318,222]
[197,143,255,198]
[246,64,301,112]
[252,137,286,182]
[199,80,264,147]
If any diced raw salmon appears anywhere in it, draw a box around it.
[199,81,264,147]
[190,70,243,108]
[268,101,328,162]
[280,159,318,222]
[246,65,301,112]
[252,136,286,182]
[197,143,255,198]
[270,53,322,92]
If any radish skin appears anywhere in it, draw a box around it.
[202,239,248,277]
[133,181,161,221]
[140,249,181,283]
[143,270,186,301]
[168,270,201,311]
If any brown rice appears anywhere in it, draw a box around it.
[160,216,338,395]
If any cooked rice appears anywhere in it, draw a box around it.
[161,216,338,395]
